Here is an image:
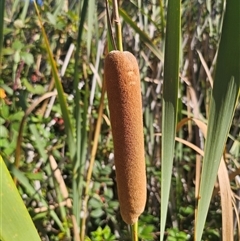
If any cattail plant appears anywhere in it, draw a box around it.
[104,50,146,225]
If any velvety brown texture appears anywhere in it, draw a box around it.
[104,50,146,225]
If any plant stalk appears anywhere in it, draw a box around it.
[131,222,138,241]
[113,0,123,51]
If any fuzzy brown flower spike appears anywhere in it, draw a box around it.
[105,50,146,225]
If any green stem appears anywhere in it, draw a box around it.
[131,222,138,241]
[113,0,123,51]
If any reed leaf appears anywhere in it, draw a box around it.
[160,1,181,241]
[195,1,240,240]
[33,2,75,157]
[87,0,95,58]
[0,156,41,241]
[72,0,88,229]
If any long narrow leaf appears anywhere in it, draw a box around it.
[119,7,163,61]
[0,156,41,241]
[33,2,75,158]
[161,1,181,241]
[87,0,95,58]
[20,0,30,21]
[195,1,240,240]
[73,0,88,170]
[72,0,88,229]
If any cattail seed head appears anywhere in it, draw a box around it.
[104,50,146,225]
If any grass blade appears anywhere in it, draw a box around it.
[20,0,29,21]
[33,2,75,157]
[160,1,181,241]
[0,156,41,241]
[87,0,95,58]
[72,0,88,229]
[195,1,240,240]
[73,0,88,170]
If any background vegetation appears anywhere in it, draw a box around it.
[0,0,239,240]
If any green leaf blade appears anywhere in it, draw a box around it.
[0,156,41,241]
[195,1,240,240]
[161,1,181,241]
[33,3,75,158]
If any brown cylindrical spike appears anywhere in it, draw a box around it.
[104,50,146,225]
